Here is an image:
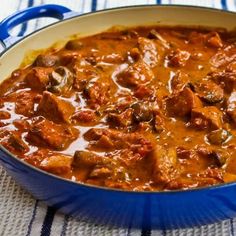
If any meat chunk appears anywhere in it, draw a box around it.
[227,91,236,123]
[25,67,52,91]
[40,154,73,174]
[15,91,35,116]
[165,87,202,117]
[73,59,99,91]
[188,31,206,44]
[37,91,75,123]
[83,128,104,141]
[108,108,133,127]
[0,111,10,120]
[13,119,30,131]
[193,80,224,103]
[210,45,236,68]
[117,61,154,87]
[1,132,29,154]
[169,71,190,93]
[191,106,223,130]
[95,135,116,149]
[73,151,106,167]
[209,71,236,93]
[137,37,158,67]
[189,31,223,48]
[133,84,153,99]
[84,81,110,108]
[84,128,153,157]
[26,118,78,150]
[72,110,98,125]
[206,129,231,145]
[168,49,190,67]
[150,145,180,184]
[73,151,112,181]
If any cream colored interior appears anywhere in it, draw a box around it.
[0,5,235,80]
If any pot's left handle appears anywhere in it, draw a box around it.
[0,4,78,48]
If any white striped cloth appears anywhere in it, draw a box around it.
[0,0,236,235]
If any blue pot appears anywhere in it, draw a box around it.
[0,4,236,229]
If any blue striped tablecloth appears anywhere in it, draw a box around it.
[0,1,236,235]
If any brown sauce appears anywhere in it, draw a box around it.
[1,26,236,191]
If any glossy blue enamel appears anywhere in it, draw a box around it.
[1,4,236,229]
[0,4,76,47]
[1,145,236,229]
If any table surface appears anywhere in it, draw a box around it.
[1,0,236,235]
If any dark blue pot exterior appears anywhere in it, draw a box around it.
[1,146,236,229]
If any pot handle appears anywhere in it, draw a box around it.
[0,4,78,48]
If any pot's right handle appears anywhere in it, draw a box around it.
[0,4,78,48]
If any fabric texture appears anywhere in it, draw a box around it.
[0,0,236,235]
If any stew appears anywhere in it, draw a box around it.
[1,26,236,191]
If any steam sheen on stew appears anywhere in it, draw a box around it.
[1,26,236,191]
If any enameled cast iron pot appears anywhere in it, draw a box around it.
[0,4,236,229]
